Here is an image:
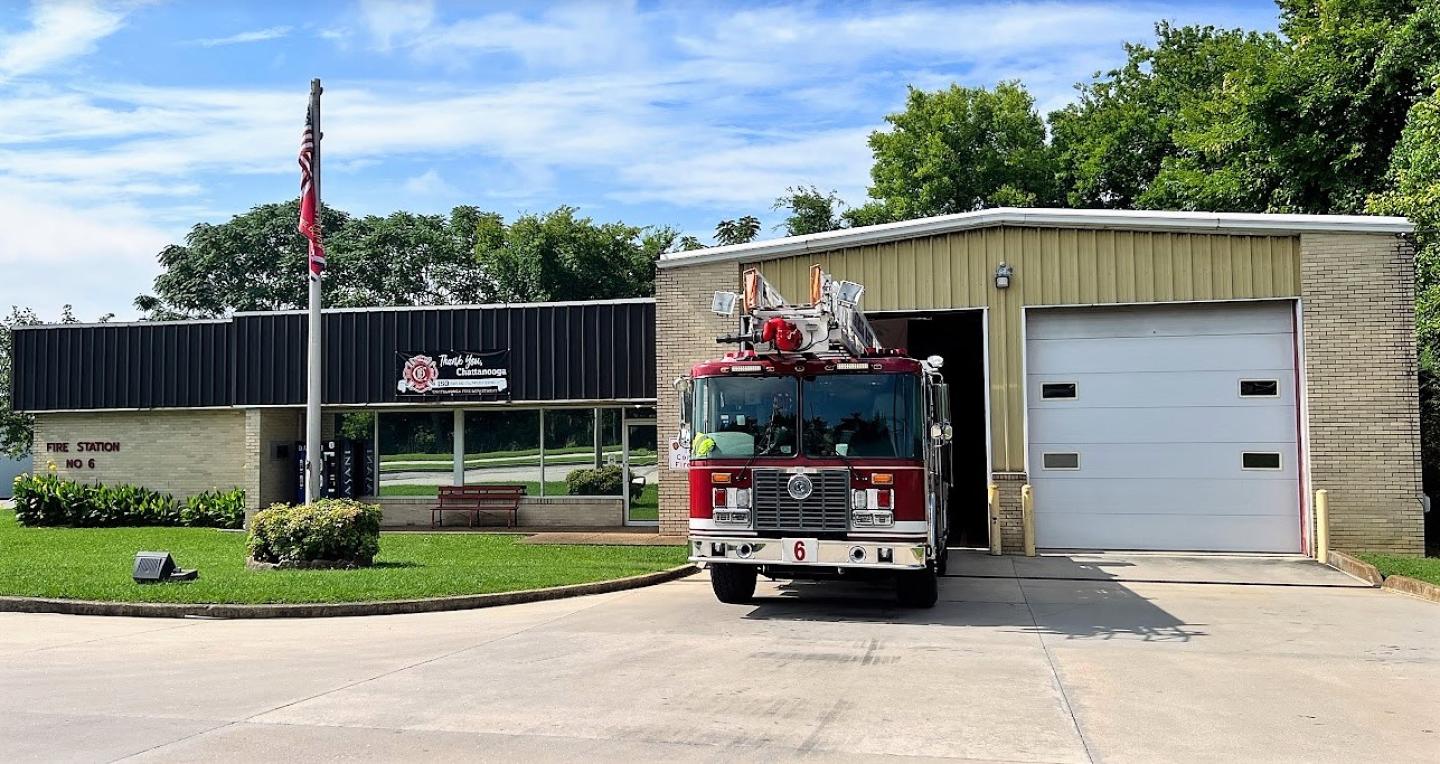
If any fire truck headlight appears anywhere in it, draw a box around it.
[850,509,894,528]
[714,509,751,526]
[851,489,867,510]
[734,488,752,509]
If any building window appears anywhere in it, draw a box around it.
[463,409,541,494]
[377,412,454,497]
[1239,379,1279,398]
[1041,382,1078,400]
[1042,452,1080,470]
[544,408,617,496]
[1242,452,1282,470]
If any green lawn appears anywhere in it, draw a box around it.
[0,511,685,604]
[1359,553,1440,587]
[629,483,659,522]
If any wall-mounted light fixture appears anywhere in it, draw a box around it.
[994,262,1014,289]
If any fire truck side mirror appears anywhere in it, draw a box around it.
[930,422,954,443]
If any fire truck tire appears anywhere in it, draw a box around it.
[937,546,950,576]
[710,564,757,604]
[895,566,938,608]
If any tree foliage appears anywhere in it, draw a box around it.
[714,215,762,246]
[1050,24,1284,210]
[865,81,1058,218]
[474,206,675,302]
[136,201,488,317]
[774,186,846,236]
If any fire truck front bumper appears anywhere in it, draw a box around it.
[688,536,929,571]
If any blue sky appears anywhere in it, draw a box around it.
[0,0,1280,320]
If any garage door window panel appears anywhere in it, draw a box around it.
[1042,452,1080,470]
[1040,382,1077,400]
[1242,451,1283,470]
[1239,379,1280,398]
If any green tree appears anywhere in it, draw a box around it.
[1250,0,1440,213]
[135,202,486,317]
[714,215,762,246]
[1050,24,1284,210]
[774,186,845,236]
[865,81,1058,219]
[474,207,675,302]
[1370,84,1440,350]
[326,209,487,307]
[1369,82,1440,492]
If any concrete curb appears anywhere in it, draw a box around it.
[1380,575,1440,604]
[1327,551,1383,587]
[0,564,698,619]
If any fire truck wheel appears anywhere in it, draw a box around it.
[895,566,939,608]
[710,564,758,604]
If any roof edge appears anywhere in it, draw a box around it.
[17,297,657,329]
[657,208,1414,269]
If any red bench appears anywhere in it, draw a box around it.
[431,485,526,528]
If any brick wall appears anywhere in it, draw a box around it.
[993,472,1028,553]
[244,408,302,513]
[655,259,739,535]
[32,410,247,500]
[1301,233,1424,554]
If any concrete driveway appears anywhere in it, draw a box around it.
[1,553,1437,763]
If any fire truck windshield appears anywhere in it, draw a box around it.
[691,376,799,458]
[802,373,922,459]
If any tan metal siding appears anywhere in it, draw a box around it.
[746,226,1301,470]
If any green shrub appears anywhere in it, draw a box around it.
[182,488,246,530]
[246,499,382,566]
[565,465,623,496]
[10,473,241,529]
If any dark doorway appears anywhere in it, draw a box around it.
[871,311,988,547]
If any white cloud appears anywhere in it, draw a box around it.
[0,186,170,319]
[0,1,127,81]
[401,168,454,196]
[404,2,651,70]
[190,26,292,48]
[359,0,435,52]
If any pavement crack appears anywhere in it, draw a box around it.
[1019,578,1097,764]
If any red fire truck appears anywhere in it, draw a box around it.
[680,266,953,608]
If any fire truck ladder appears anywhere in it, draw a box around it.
[714,265,881,358]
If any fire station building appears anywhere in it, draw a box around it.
[11,300,663,528]
[655,208,1424,555]
[9,207,1426,555]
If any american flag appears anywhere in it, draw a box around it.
[298,106,325,276]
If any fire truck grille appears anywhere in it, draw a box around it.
[752,469,850,533]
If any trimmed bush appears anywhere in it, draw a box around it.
[182,488,247,529]
[565,465,623,496]
[246,499,382,566]
[10,474,244,529]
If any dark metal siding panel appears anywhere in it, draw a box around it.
[12,301,656,411]
[11,322,231,411]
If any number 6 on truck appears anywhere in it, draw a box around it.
[782,538,817,564]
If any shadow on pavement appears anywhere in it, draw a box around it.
[739,552,1209,642]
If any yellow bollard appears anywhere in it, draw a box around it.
[1315,489,1329,563]
[1021,484,1036,557]
[987,483,1002,556]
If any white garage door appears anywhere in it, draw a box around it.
[1026,302,1301,553]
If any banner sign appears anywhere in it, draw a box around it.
[396,350,510,397]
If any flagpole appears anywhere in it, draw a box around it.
[304,77,323,503]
